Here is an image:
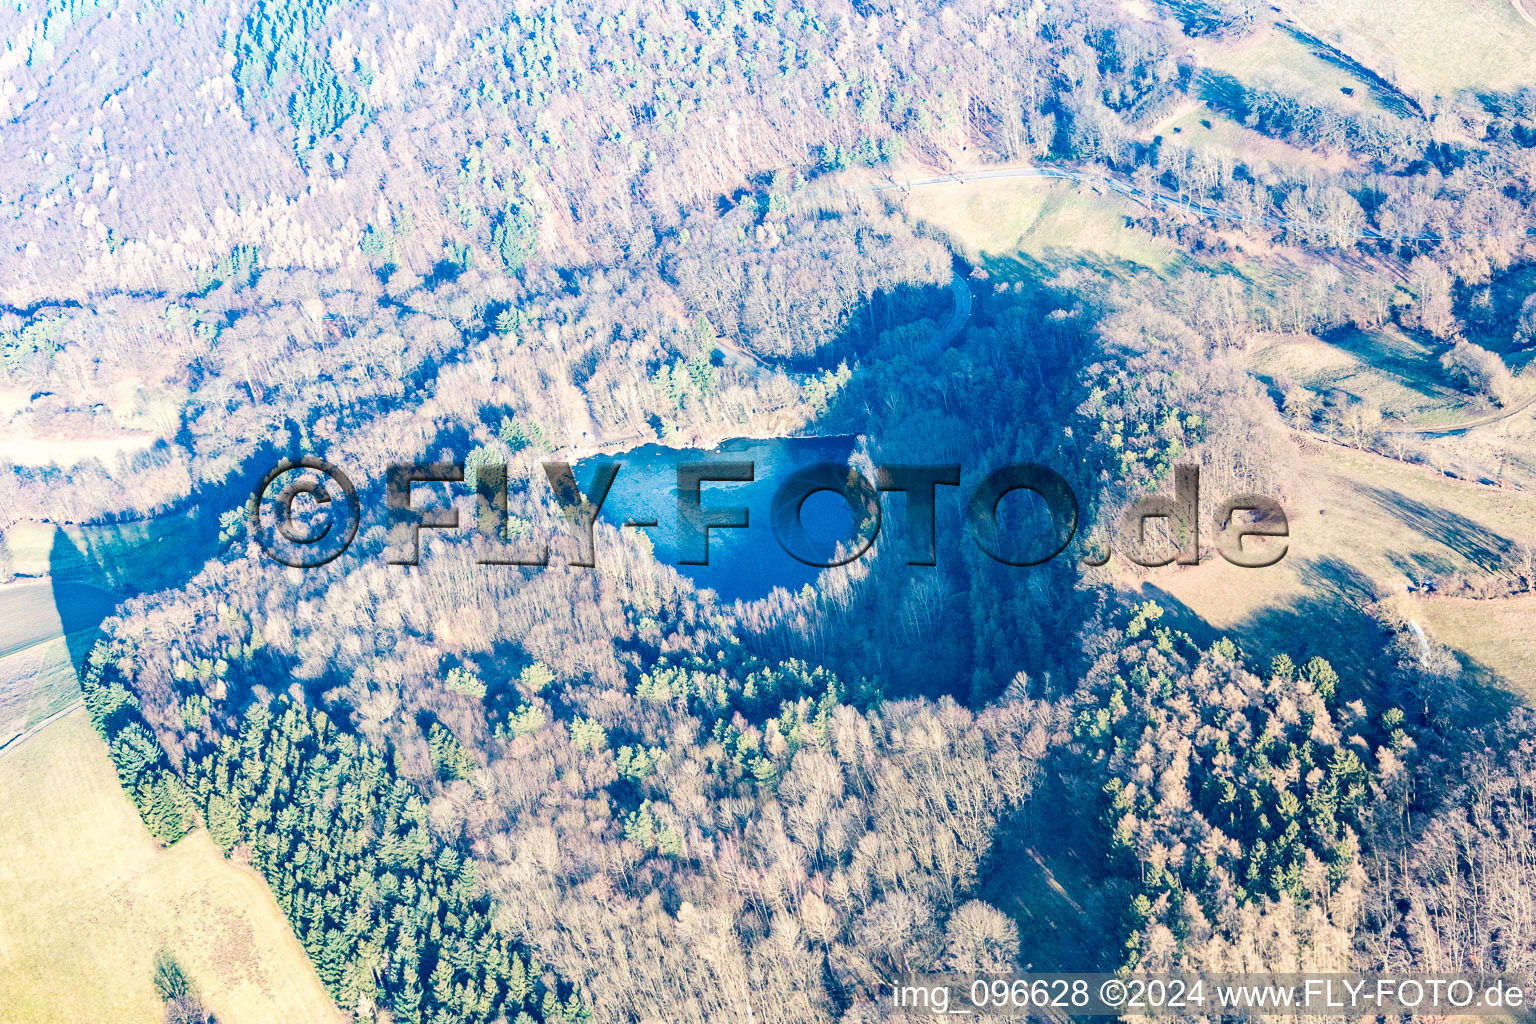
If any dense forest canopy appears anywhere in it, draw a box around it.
[4,0,1536,1021]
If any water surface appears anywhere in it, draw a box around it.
[577,435,859,602]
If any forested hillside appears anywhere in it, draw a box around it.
[5,0,1536,1021]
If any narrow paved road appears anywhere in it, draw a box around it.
[941,267,973,345]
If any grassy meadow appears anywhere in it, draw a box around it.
[1154,104,1357,171]
[0,711,343,1024]
[1194,21,1401,114]
[0,579,114,751]
[1407,593,1536,699]
[904,176,1183,277]
[902,163,1536,715]
[1284,0,1536,96]
[1247,326,1472,426]
[1148,437,1536,700]
[0,572,340,1024]
[3,513,210,593]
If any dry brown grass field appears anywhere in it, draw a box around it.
[1154,104,1359,172]
[1148,436,1536,699]
[1247,327,1471,425]
[0,575,340,1024]
[1407,593,1536,699]
[903,176,1183,276]
[1193,21,1399,115]
[1281,0,1536,96]
[0,711,344,1024]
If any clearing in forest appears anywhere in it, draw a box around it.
[903,176,1182,276]
[1148,437,1536,701]
[1282,0,1536,96]
[0,572,340,1024]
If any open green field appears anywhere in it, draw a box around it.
[3,513,209,593]
[0,712,343,1024]
[1409,593,1536,699]
[0,579,116,751]
[0,632,82,751]
[1194,21,1402,114]
[0,512,217,750]
[1155,104,1354,171]
[1284,0,1536,95]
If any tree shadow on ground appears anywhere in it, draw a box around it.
[1432,645,1523,727]
[1150,552,1519,729]
[982,246,1176,293]
[1356,484,1515,571]
[44,453,265,684]
[1458,262,1536,365]
[1148,555,1387,694]
[1274,24,1422,119]
[1197,69,1250,121]
[781,278,955,375]
[1323,326,1463,404]
[47,520,212,683]
[977,770,1128,972]
[1384,549,1459,583]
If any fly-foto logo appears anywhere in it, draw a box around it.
[247,457,1287,571]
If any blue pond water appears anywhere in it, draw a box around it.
[576,435,859,602]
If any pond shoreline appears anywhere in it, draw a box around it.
[575,433,860,603]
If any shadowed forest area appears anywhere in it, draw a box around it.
[4,0,1536,1021]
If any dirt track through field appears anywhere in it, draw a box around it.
[1380,386,1536,435]
[889,163,1536,437]
[879,162,1536,242]
[0,700,84,759]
